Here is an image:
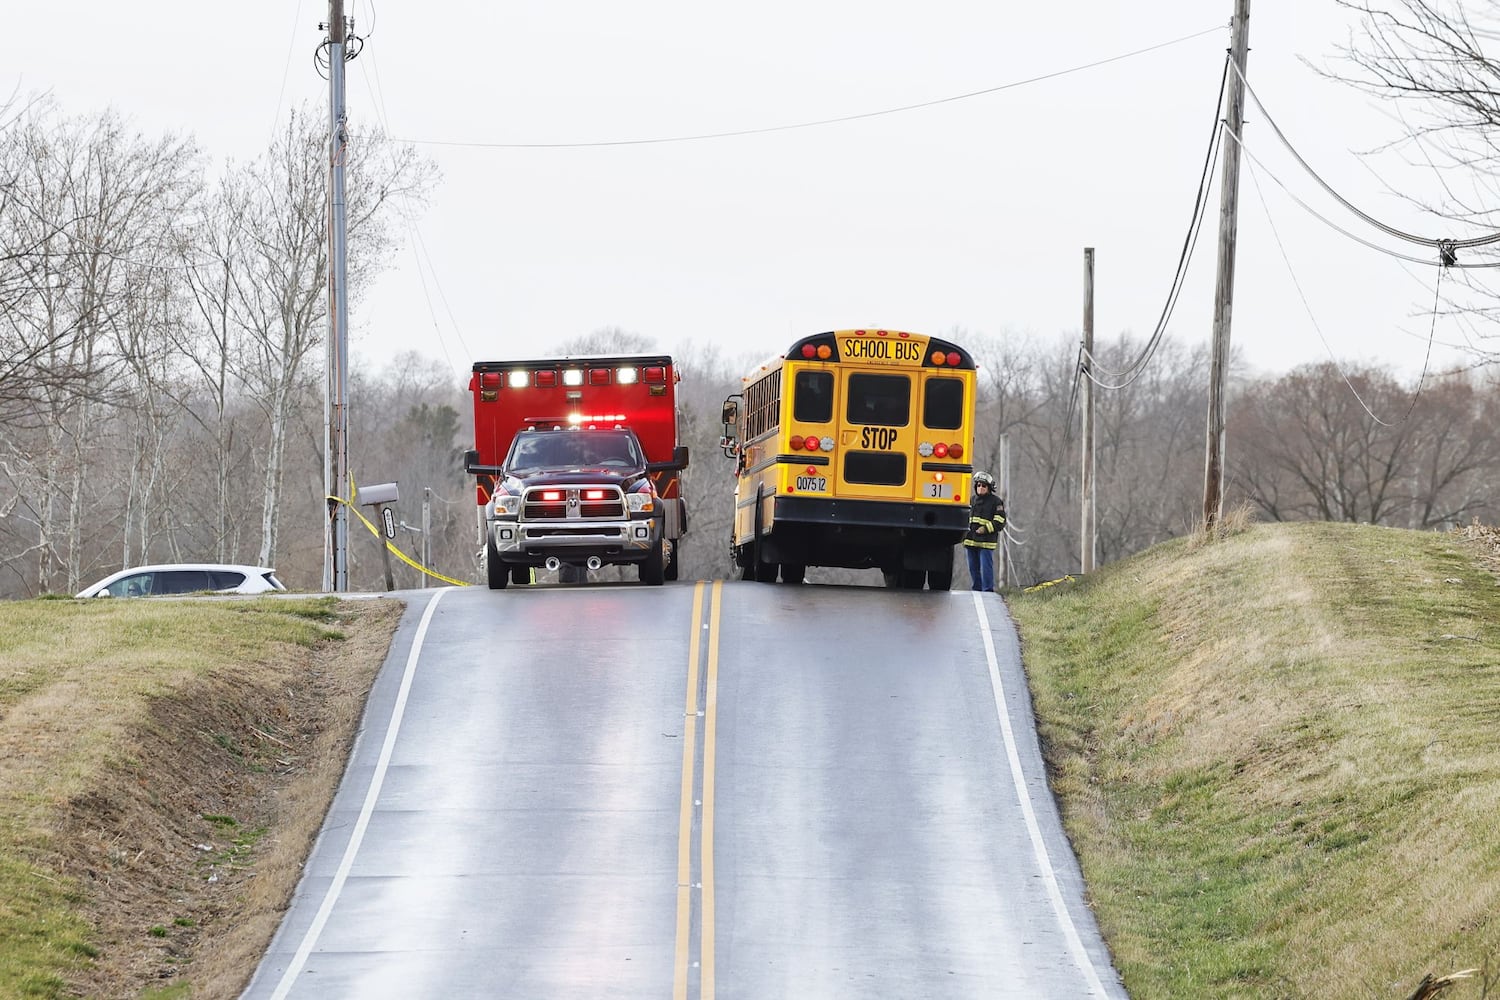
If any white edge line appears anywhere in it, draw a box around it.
[268,587,450,1000]
[972,591,1112,998]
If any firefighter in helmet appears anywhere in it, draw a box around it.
[963,471,1003,592]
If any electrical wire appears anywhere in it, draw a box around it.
[1036,347,1085,518]
[1243,155,1393,427]
[367,25,1226,150]
[1220,123,1500,268]
[356,36,474,372]
[1229,57,1500,251]
[1081,52,1229,390]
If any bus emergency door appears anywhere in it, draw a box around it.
[835,368,918,503]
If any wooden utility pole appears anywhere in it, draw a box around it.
[323,0,352,592]
[1203,0,1251,529]
[1081,247,1096,574]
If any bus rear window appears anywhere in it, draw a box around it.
[846,373,910,426]
[793,371,834,423]
[924,377,964,430]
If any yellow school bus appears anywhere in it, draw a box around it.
[719,329,977,589]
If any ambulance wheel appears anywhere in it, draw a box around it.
[639,538,666,585]
[486,536,508,590]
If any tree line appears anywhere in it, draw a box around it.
[6,0,1500,599]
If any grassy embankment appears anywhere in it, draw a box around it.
[1010,520,1500,999]
[0,596,400,1000]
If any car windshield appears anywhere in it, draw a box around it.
[507,431,641,471]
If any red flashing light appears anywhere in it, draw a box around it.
[589,368,611,385]
[946,351,961,367]
[583,489,607,500]
[934,443,949,458]
[539,490,563,502]
[534,370,557,388]
[480,372,502,388]
[644,366,666,384]
[801,344,817,359]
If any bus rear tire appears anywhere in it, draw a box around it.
[927,563,953,591]
[781,563,805,585]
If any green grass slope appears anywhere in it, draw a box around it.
[1010,521,1500,1000]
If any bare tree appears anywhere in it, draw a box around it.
[229,105,436,569]
[1333,0,1500,361]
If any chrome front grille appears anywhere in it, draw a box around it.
[520,485,626,521]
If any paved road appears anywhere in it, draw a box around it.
[241,580,1126,999]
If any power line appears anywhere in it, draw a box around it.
[1221,123,1500,268]
[1243,155,1394,427]
[1229,58,1500,252]
[1083,52,1230,390]
[365,25,1226,150]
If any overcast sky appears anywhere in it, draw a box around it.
[5,1,1493,386]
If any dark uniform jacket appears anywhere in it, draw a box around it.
[963,491,1003,550]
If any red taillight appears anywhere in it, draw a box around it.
[534,369,557,388]
[589,368,611,385]
[804,435,820,451]
[480,372,502,388]
[789,436,804,450]
[805,466,817,475]
[934,443,949,458]
[949,443,963,459]
[644,366,666,383]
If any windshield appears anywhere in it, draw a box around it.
[506,431,642,471]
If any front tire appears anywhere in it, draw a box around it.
[486,533,509,590]
[639,537,666,585]
[665,539,680,581]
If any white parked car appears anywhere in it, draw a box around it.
[75,564,287,599]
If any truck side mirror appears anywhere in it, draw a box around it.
[463,448,480,473]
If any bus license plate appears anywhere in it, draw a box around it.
[924,482,954,499]
[795,475,827,492]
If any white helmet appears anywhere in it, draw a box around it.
[974,471,995,488]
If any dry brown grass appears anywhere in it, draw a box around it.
[1012,520,1500,998]
[0,596,402,999]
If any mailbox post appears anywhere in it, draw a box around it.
[360,482,399,592]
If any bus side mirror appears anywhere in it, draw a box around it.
[720,398,740,459]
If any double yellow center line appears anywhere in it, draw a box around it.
[674,580,723,1000]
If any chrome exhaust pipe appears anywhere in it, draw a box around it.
[586,556,602,571]
[544,556,561,572]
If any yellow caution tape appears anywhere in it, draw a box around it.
[328,493,473,588]
[1023,574,1076,593]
